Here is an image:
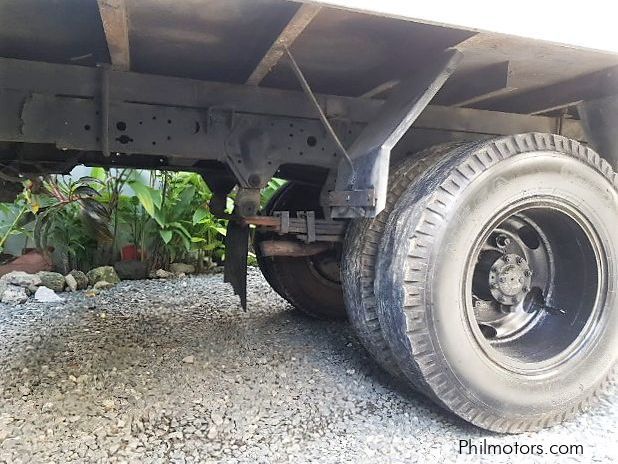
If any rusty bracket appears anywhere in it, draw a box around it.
[242,212,346,242]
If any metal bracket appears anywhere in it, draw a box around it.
[275,211,290,234]
[297,211,316,242]
[328,189,376,208]
[329,49,463,218]
[578,95,618,169]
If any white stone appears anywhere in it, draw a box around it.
[34,286,64,303]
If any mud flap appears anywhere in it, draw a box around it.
[224,221,249,309]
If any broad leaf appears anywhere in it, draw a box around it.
[129,181,156,217]
[159,229,173,244]
[192,207,209,225]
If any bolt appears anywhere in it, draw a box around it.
[496,235,511,249]
[491,283,498,289]
[499,277,506,283]
[524,270,532,277]
[504,255,511,263]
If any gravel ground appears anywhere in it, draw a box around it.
[0,269,615,463]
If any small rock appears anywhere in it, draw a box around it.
[0,281,7,300]
[0,271,41,288]
[113,260,148,280]
[1,285,28,304]
[36,271,66,292]
[18,385,31,396]
[68,270,89,290]
[102,399,115,411]
[170,263,195,275]
[207,426,218,439]
[182,355,195,364]
[93,280,115,291]
[155,269,174,279]
[211,412,224,426]
[41,402,54,412]
[86,266,120,286]
[34,286,64,303]
[65,273,78,292]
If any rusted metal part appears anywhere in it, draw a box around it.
[242,213,346,242]
[330,49,463,218]
[259,240,333,257]
[97,0,131,71]
[246,4,321,86]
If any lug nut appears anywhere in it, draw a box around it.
[516,256,524,264]
[524,270,532,277]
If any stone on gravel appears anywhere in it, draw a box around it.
[211,412,224,426]
[87,266,120,286]
[93,280,115,291]
[170,263,195,275]
[34,286,64,303]
[68,270,89,290]
[114,260,148,280]
[0,270,41,288]
[182,355,195,364]
[37,271,66,292]
[65,273,78,292]
[155,269,174,279]
[1,284,28,304]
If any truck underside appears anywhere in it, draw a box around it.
[1,0,616,433]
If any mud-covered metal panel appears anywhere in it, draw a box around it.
[261,7,473,96]
[0,0,109,66]
[126,0,299,83]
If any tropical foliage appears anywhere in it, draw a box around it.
[0,168,285,273]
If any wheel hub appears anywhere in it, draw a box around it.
[489,254,532,306]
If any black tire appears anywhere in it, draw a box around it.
[370,134,617,432]
[343,143,463,377]
[255,182,346,320]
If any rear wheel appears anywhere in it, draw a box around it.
[348,134,617,432]
[343,143,462,377]
[255,182,346,320]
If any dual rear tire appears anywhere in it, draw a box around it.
[257,134,617,432]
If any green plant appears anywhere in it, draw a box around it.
[32,175,112,271]
[0,192,33,254]
[261,178,286,208]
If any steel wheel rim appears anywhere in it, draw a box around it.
[463,197,607,375]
